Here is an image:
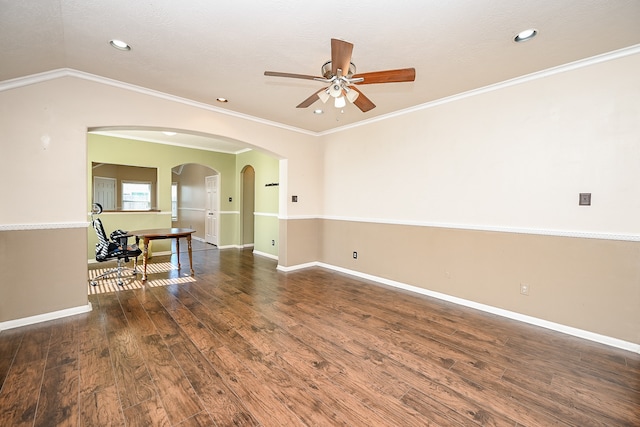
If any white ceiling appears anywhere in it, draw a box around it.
[2,0,640,151]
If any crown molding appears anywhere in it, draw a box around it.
[2,43,639,138]
[319,43,640,136]
[0,68,317,137]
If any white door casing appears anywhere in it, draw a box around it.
[93,177,116,210]
[205,175,218,245]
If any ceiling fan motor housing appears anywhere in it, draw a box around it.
[321,61,357,79]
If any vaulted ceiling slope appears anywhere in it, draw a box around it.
[2,1,640,133]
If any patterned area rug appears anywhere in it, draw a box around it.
[87,262,196,295]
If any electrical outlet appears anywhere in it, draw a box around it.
[271,240,275,246]
[520,283,529,295]
[353,251,358,259]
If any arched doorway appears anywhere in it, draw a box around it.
[172,163,219,245]
[241,165,255,247]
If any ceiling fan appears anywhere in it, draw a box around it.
[264,38,416,112]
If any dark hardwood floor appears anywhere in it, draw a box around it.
[1,245,639,426]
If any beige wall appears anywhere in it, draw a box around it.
[279,218,322,267]
[0,228,88,322]
[319,220,640,344]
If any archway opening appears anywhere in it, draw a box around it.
[241,165,256,248]
[171,163,219,246]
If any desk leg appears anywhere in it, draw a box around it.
[134,236,140,274]
[187,235,194,276]
[176,237,181,269]
[142,237,149,281]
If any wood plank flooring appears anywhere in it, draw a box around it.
[1,246,638,426]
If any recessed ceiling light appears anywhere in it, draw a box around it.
[109,39,131,51]
[162,131,177,136]
[514,29,538,43]
[313,109,324,115]
[216,97,228,103]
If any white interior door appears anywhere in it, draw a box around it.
[205,175,218,245]
[93,177,116,210]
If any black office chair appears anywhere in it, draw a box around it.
[90,203,142,286]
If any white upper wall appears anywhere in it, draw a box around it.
[322,51,640,237]
[1,49,639,236]
[0,76,322,225]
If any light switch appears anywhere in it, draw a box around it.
[292,195,298,202]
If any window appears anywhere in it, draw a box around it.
[122,181,152,210]
[171,182,178,221]
[91,163,157,211]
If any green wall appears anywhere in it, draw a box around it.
[237,150,280,257]
[87,134,280,260]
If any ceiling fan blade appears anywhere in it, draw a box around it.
[296,91,320,108]
[352,68,416,84]
[264,71,320,80]
[350,87,376,112]
[331,38,353,77]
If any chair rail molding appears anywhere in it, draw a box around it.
[0,222,89,231]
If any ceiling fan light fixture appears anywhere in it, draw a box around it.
[318,90,330,103]
[514,29,538,43]
[264,38,414,113]
[329,83,342,98]
[345,88,359,103]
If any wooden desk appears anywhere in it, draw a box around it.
[129,228,196,281]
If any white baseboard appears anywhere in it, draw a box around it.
[150,251,172,257]
[218,244,242,249]
[0,303,93,331]
[253,250,278,260]
[278,261,640,354]
[277,262,316,271]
